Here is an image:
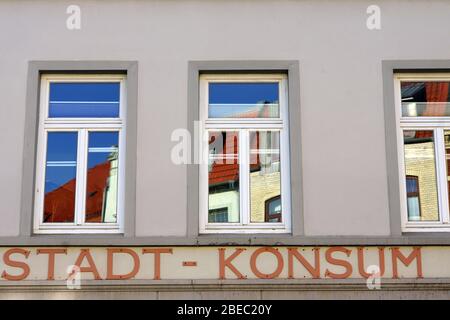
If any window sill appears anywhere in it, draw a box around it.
[200,226,290,235]
[402,224,450,233]
[33,228,123,235]
[199,230,291,235]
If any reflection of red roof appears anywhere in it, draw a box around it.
[44,161,111,223]
[209,163,239,186]
[413,131,433,139]
[231,104,274,118]
[424,82,449,116]
[43,179,76,223]
[404,82,449,140]
[209,123,270,186]
[208,132,239,186]
[402,81,449,117]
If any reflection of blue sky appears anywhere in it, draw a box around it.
[49,82,120,118]
[44,132,119,193]
[45,132,77,193]
[209,83,278,104]
[88,132,119,169]
[209,82,279,118]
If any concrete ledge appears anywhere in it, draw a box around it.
[1,279,450,299]
[1,278,449,290]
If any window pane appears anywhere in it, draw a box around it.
[208,207,229,223]
[407,197,421,220]
[85,132,119,223]
[208,131,240,223]
[209,82,279,118]
[403,130,439,221]
[43,132,78,223]
[406,176,418,194]
[249,131,281,223]
[401,81,450,117]
[49,82,120,118]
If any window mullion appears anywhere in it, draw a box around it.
[240,130,250,226]
[280,127,290,230]
[36,129,48,228]
[75,129,88,225]
[436,128,450,223]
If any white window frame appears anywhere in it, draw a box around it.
[395,73,450,232]
[199,73,291,234]
[33,74,127,234]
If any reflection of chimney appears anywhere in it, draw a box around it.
[107,149,118,162]
[102,149,118,223]
[258,100,272,118]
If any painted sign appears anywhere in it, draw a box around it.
[0,246,439,281]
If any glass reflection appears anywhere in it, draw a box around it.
[403,130,439,221]
[49,82,120,118]
[43,132,78,223]
[209,83,279,118]
[249,131,281,223]
[208,131,240,223]
[401,81,450,117]
[85,132,119,223]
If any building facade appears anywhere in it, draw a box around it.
[1,0,450,299]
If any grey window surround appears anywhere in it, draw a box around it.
[187,60,304,238]
[19,61,138,239]
[383,60,450,240]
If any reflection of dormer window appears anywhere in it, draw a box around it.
[265,195,281,223]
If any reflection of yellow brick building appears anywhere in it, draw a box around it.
[208,170,281,223]
[250,171,281,222]
[208,190,239,222]
[404,141,439,221]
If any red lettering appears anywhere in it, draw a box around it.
[325,247,353,279]
[142,248,173,280]
[37,248,67,280]
[106,248,140,280]
[73,249,102,280]
[1,248,31,281]
[218,248,246,279]
[288,247,320,279]
[250,247,283,279]
[391,247,423,279]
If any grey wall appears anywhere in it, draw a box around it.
[1,0,450,239]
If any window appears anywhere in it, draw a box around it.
[396,73,450,231]
[34,74,126,234]
[199,74,291,234]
